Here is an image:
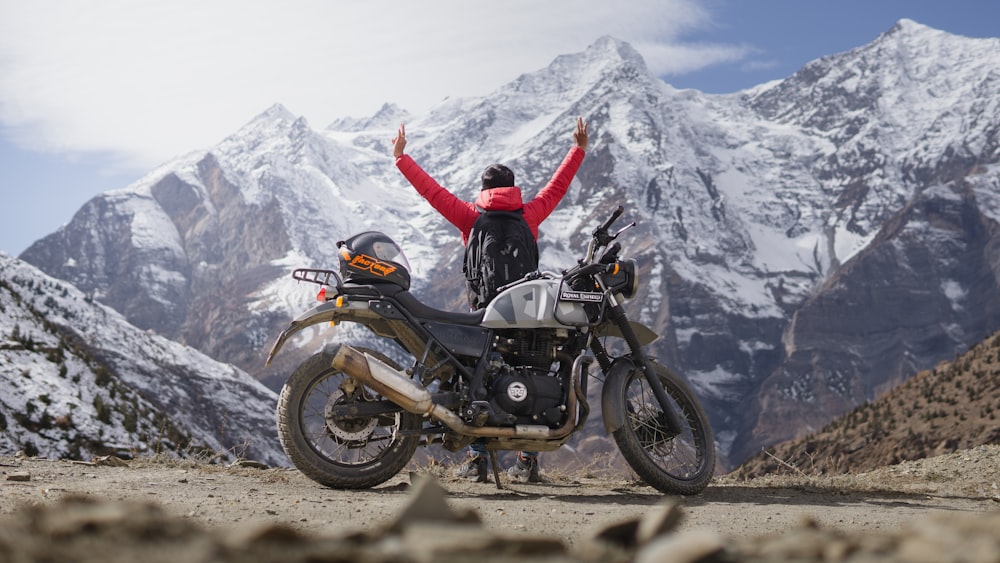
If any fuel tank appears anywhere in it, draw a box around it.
[480,279,589,329]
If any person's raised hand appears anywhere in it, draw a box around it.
[392,123,407,158]
[573,117,589,150]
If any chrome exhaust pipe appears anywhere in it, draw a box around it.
[331,345,435,415]
[331,345,583,440]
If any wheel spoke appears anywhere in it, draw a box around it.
[300,371,400,466]
[624,368,708,480]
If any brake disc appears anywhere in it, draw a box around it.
[324,391,378,441]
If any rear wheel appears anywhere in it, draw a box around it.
[610,358,715,495]
[276,347,421,488]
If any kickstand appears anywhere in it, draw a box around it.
[487,447,504,490]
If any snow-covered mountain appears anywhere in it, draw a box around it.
[20,20,1000,469]
[0,252,284,465]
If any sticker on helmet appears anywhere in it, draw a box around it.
[349,253,397,277]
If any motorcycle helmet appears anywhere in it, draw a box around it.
[337,231,411,290]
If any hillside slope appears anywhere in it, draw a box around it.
[733,331,1000,478]
[0,252,284,465]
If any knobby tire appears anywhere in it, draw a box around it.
[611,358,715,495]
[276,348,420,489]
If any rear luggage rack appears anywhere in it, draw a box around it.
[292,268,341,287]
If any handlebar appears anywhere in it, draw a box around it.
[586,205,631,262]
[595,205,624,235]
[591,206,621,250]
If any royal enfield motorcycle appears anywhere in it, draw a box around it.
[265,205,715,494]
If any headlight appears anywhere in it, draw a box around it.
[606,259,638,299]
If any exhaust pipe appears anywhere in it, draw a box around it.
[331,345,435,415]
[331,344,581,440]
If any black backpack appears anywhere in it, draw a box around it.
[463,208,539,310]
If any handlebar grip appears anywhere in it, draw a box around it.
[599,205,625,231]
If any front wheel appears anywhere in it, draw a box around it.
[609,358,715,495]
[276,347,421,488]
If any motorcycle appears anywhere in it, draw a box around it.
[265,205,715,494]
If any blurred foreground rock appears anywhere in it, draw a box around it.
[0,476,998,563]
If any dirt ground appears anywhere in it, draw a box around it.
[2,446,999,561]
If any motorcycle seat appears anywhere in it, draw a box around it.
[391,289,486,326]
[342,282,485,326]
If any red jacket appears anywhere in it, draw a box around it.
[396,147,585,245]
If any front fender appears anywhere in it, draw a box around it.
[594,320,658,346]
[600,356,639,434]
[264,301,340,366]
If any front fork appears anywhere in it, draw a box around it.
[599,297,684,437]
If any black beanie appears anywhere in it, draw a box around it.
[481,163,515,189]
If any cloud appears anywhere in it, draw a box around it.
[0,0,745,171]
[634,40,755,75]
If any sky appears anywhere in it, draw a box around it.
[1,0,997,256]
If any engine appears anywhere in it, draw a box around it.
[487,365,565,426]
[482,329,570,427]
